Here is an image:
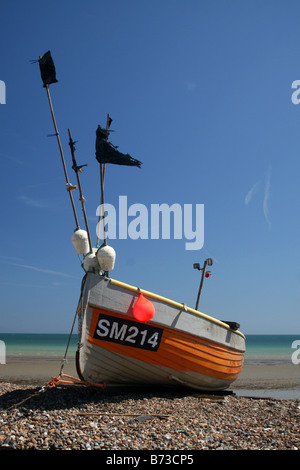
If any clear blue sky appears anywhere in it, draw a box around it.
[0,0,299,334]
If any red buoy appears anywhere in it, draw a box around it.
[132,292,155,322]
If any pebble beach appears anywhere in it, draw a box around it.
[0,379,299,452]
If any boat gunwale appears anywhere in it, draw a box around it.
[108,277,245,340]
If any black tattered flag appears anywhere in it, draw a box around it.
[95,125,142,168]
[39,51,58,88]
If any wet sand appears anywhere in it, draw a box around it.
[0,358,77,386]
[231,362,300,399]
[1,359,299,399]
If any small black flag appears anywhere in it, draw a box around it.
[95,125,142,168]
[39,51,58,88]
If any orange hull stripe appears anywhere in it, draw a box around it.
[88,307,244,381]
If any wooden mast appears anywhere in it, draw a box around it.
[44,83,79,229]
[96,113,112,246]
[68,128,93,253]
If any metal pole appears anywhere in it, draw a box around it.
[68,128,93,253]
[44,84,79,229]
[195,260,207,311]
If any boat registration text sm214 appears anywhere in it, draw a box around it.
[92,313,163,351]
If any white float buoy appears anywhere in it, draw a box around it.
[97,245,116,271]
[71,228,90,255]
[84,251,100,272]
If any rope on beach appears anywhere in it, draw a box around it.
[2,375,106,413]
[46,374,106,389]
[3,384,50,413]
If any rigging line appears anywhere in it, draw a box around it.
[58,274,87,378]
[58,299,81,379]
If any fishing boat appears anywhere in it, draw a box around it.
[74,272,245,391]
[37,51,245,391]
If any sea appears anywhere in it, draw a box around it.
[0,333,299,363]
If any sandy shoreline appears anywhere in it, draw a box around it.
[1,359,300,399]
[0,358,77,386]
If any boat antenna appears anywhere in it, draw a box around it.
[96,113,112,246]
[194,258,213,310]
[68,128,93,253]
[38,51,79,230]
